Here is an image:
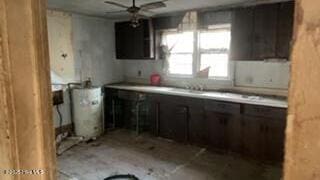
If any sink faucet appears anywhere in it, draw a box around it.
[184,83,204,91]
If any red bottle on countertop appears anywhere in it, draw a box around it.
[150,73,161,86]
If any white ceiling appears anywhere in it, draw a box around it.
[47,0,291,18]
[47,0,249,18]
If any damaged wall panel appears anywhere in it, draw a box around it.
[284,0,320,179]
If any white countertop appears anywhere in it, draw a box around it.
[105,84,288,108]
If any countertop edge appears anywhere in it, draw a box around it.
[105,85,288,109]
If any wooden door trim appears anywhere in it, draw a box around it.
[0,0,56,179]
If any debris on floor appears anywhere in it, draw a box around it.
[58,130,282,180]
[57,136,83,155]
[104,174,139,180]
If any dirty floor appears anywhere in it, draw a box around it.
[58,129,282,180]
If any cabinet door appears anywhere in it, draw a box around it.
[115,22,134,59]
[206,111,229,150]
[132,25,142,59]
[252,4,278,59]
[115,20,154,59]
[158,101,175,139]
[147,95,160,136]
[173,105,189,143]
[241,116,264,159]
[230,7,254,60]
[263,118,286,162]
[158,99,188,143]
[188,99,207,146]
[227,115,242,153]
[276,1,294,58]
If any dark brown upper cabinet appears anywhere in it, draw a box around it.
[252,4,278,59]
[276,1,294,58]
[230,7,254,60]
[115,19,155,60]
[230,2,294,60]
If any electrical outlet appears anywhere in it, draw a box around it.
[52,90,64,105]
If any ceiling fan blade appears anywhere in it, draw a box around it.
[140,0,167,10]
[105,10,128,14]
[139,9,155,16]
[104,1,129,9]
[137,13,150,18]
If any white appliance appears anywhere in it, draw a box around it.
[72,87,103,139]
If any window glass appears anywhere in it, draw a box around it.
[200,54,229,77]
[199,25,231,78]
[200,30,231,50]
[163,31,194,75]
[165,32,194,53]
[162,24,231,78]
[168,54,193,75]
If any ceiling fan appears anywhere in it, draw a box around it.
[104,0,168,27]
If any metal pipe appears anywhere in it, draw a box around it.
[67,82,81,134]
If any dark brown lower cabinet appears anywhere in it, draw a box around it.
[242,115,286,162]
[263,118,286,162]
[107,88,287,163]
[187,98,208,146]
[206,112,229,150]
[205,111,242,152]
[158,96,188,143]
[241,116,265,159]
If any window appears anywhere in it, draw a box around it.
[163,31,194,76]
[199,25,231,78]
[161,24,231,79]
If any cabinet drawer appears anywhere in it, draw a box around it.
[204,100,240,114]
[118,90,146,101]
[244,104,286,119]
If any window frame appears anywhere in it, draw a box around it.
[163,24,232,80]
[163,30,195,78]
[198,24,232,80]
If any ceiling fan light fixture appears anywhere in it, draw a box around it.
[130,15,140,28]
[105,0,169,28]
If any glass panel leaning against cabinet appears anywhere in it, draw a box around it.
[160,24,231,80]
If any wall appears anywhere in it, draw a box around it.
[72,14,123,86]
[48,10,124,128]
[122,59,290,96]
[47,11,76,82]
[234,60,290,89]
[284,0,320,179]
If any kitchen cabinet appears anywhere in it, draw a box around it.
[243,104,287,162]
[241,116,286,162]
[263,118,286,161]
[252,3,278,59]
[241,116,265,159]
[187,98,208,146]
[230,2,294,60]
[230,7,254,60]
[157,95,189,143]
[115,19,154,60]
[276,1,294,58]
[204,100,242,152]
[105,87,287,163]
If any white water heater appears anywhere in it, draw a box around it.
[72,87,103,139]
